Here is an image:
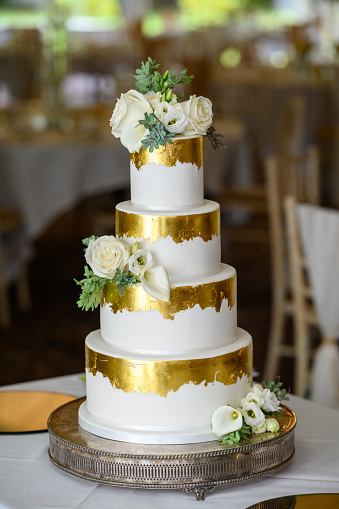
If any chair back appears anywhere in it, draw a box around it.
[265,147,320,292]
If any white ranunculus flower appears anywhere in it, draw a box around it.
[181,94,213,136]
[252,422,267,434]
[110,89,152,139]
[261,389,281,413]
[241,391,264,409]
[211,406,243,437]
[251,384,264,398]
[85,236,130,279]
[154,101,170,122]
[144,91,162,110]
[120,121,148,153]
[141,265,170,302]
[162,104,189,134]
[242,402,265,428]
[265,417,280,433]
[128,249,155,276]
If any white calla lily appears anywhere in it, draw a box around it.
[141,265,170,302]
[120,122,148,153]
[211,405,243,437]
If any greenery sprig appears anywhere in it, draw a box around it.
[219,420,252,445]
[262,379,290,402]
[139,112,175,152]
[75,266,106,311]
[132,57,194,101]
[111,268,138,296]
[206,126,227,150]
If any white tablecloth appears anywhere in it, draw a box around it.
[1,374,339,509]
[0,142,130,240]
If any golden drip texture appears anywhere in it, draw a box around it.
[86,343,252,397]
[102,274,236,320]
[116,208,220,244]
[130,137,203,171]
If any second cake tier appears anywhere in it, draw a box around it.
[101,263,237,355]
[116,199,221,280]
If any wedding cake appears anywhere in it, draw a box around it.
[77,59,254,445]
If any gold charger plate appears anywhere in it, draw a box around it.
[247,493,339,509]
[0,391,76,433]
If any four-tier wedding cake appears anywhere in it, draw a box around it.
[76,59,254,444]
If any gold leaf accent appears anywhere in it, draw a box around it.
[130,136,203,171]
[86,342,253,397]
[116,207,220,244]
[102,274,236,320]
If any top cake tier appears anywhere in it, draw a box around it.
[130,136,203,211]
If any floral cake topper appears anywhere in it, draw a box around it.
[110,57,225,153]
[76,235,170,311]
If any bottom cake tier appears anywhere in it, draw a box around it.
[79,328,253,444]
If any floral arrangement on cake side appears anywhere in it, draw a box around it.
[109,56,225,153]
[211,380,289,445]
[75,235,170,311]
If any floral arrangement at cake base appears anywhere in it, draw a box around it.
[75,235,170,311]
[211,380,289,445]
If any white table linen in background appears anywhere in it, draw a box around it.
[0,142,130,240]
[297,204,339,408]
[0,374,339,509]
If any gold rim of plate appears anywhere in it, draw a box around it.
[48,398,296,497]
[246,493,339,509]
[0,391,77,434]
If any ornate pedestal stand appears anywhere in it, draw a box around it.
[48,398,296,501]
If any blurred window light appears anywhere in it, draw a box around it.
[220,47,241,68]
[177,0,247,30]
[269,49,289,68]
[142,11,166,37]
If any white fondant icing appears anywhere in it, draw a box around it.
[82,328,252,444]
[100,264,237,354]
[130,160,204,210]
[78,402,216,444]
[116,200,221,279]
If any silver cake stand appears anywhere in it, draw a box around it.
[48,397,296,501]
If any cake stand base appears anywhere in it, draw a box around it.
[48,398,296,501]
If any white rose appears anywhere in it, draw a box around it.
[109,89,152,138]
[162,104,189,134]
[252,422,267,434]
[242,402,265,428]
[85,236,130,279]
[144,91,162,109]
[128,249,155,276]
[261,389,281,413]
[181,94,213,136]
[265,417,280,433]
[241,391,264,409]
[120,121,148,153]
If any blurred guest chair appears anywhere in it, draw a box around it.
[285,197,339,407]
[0,208,31,327]
[264,148,320,396]
[212,73,311,245]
